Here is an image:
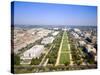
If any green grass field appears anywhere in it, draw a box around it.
[62,32,68,51]
[59,31,70,64]
[60,53,70,64]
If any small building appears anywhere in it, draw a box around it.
[86,44,96,54]
[52,31,59,36]
[53,28,59,30]
[92,36,97,44]
[79,41,86,46]
[85,32,91,38]
[41,37,54,45]
[32,31,35,35]
[94,55,97,62]
[71,32,80,39]
[74,28,81,33]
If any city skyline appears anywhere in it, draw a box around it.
[12,1,97,26]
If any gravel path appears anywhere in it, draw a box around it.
[39,44,53,66]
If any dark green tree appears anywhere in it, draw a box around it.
[14,54,20,65]
[64,62,70,66]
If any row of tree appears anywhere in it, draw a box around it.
[14,64,97,73]
[31,54,44,65]
[46,31,63,65]
[11,53,20,65]
[68,32,82,65]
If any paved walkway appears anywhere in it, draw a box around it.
[43,58,49,66]
[39,44,53,66]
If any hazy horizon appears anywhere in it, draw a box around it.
[12,1,97,26]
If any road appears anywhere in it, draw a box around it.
[39,44,53,66]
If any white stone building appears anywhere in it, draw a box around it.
[20,45,44,64]
[52,31,59,36]
[41,37,54,45]
[79,41,86,46]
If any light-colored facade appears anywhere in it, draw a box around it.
[86,44,96,53]
[20,45,44,64]
[79,41,86,46]
[71,32,80,39]
[52,31,59,36]
[14,28,51,54]
[74,28,81,33]
[41,37,54,45]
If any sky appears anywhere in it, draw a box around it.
[12,1,97,26]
